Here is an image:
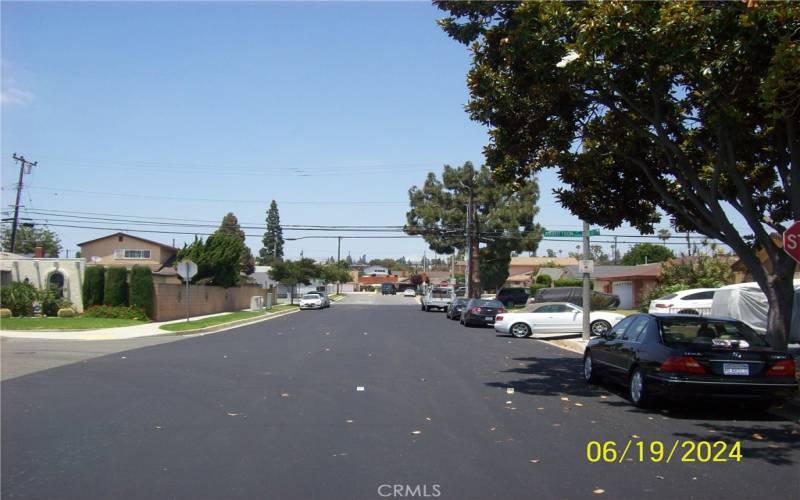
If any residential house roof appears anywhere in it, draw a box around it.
[576,264,662,280]
[77,232,178,252]
[510,256,579,267]
[535,267,565,280]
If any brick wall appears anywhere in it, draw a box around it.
[153,284,266,322]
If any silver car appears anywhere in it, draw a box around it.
[299,294,325,310]
[305,291,331,308]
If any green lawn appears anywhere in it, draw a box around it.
[159,305,299,332]
[0,317,146,331]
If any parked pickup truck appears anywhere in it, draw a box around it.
[421,287,452,312]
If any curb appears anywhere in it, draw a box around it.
[170,308,301,336]
[535,337,586,355]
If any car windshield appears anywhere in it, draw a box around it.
[301,295,320,300]
[453,298,468,306]
[658,318,769,347]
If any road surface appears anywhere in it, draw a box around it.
[2,294,798,499]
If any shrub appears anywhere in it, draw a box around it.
[38,288,72,317]
[57,308,76,318]
[529,283,548,296]
[0,281,38,317]
[83,266,105,307]
[554,278,584,287]
[0,308,11,318]
[104,268,128,306]
[129,265,155,319]
[535,274,552,285]
[83,305,148,321]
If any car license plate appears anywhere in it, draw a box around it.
[485,316,494,321]
[723,363,749,376]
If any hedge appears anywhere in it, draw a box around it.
[83,305,148,321]
[0,281,38,317]
[535,274,553,285]
[83,266,105,307]
[129,265,155,319]
[553,278,584,287]
[529,283,548,295]
[104,267,129,306]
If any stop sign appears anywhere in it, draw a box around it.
[784,221,800,264]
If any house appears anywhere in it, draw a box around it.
[78,232,180,283]
[0,249,86,312]
[580,264,662,309]
[456,256,578,277]
[730,233,800,282]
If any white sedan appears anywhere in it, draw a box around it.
[494,302,625,338]
[403,288,417,297]
[648,288,716,315]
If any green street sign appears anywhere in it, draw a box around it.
[543,229,600,237]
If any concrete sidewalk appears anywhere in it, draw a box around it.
[0,308,297,341]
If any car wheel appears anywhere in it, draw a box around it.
[510,322,531,338]
[629,367,655,408]
[421,304,426,311]
[583,352,601,384]
[590,320,611,337]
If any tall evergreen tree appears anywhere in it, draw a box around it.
[258,200,284,265]
[218,212,255,275]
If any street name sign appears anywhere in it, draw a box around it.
[544,229,600,237]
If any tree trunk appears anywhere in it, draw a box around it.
[761,254,796,351]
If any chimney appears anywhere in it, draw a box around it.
[34,246,44,258]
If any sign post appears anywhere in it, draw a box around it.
[783,221,800,264]
[176,260,198,322]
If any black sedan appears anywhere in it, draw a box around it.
[583,314,798,409]
[460,299,505,327]
[446,298,469,321]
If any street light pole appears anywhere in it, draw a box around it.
[582,221,591,341]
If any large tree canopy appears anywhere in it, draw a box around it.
[1,225,62,257]
[218,212,255,275]
[436,1,799,347]
[258,200,284,265]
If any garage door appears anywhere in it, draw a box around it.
[612,281,634,309]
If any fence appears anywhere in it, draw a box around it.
[153,283,266,322]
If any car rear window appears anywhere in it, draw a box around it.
[658,318,769,347]
[472,300,503,307]
[431,289,450,298]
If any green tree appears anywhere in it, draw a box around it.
[177,232,245,288]
[268,258,319,304]
[319,260,352,285]
[1,225,62,257]
[258,200,284,265]
[104,267,128,306]
[0,281,38,316]
[405,162,543,294]
[620,243,676,266]
[657,229,672,244]
[478,241,513,292]
[129,265,155,319]
[218,212,255,275]
[568,244,612,265]
[436,1,799,348]
[82,266,105,307]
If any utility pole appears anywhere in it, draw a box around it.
[582,221,591,341]
[464,167,479,299]
[9,154,36,253]
[612,235,618,265]
[336,236,342,294]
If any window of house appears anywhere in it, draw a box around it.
[113,249,152,260]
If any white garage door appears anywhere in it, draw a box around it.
[612,281,634,309]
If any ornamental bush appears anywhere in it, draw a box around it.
[104,268,128,306]
[554,278,584,287]
[83,305,148,321]
[57,308,76,318]
[128,265,155,319]
[535,274,553,285]
[0,281,38,317]
[83,266,105,307]
[0,308,11,318]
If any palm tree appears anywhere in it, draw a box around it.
[657,228,671,244]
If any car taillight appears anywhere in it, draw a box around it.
[655,303,672,308]
[495,315,504,321]
[660,356,706,374]
[765,359,796,377]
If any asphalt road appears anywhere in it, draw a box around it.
[2,294,799,500]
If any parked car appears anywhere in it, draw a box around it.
[305,291,330,308]
[446,298,469,321]
[421,287,452,311]
[299,294,325,310]
[648,288,716,315]
[452,286,466,297]
[460,299,505,327]
[531,287,620,309]
[381,283,396,295]
[495,288,529,307]
[494,302,625,338]
[583,314,798,409]
[403,288,417,297]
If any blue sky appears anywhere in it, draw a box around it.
[2,1,707,262]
